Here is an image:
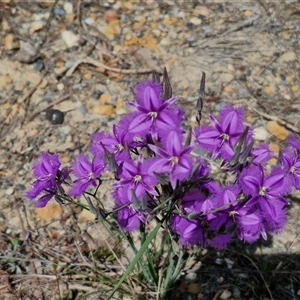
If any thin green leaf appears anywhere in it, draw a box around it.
[107,220,164,299]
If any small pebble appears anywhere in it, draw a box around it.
[53,7,66,16]
[61,30,79,48]
[72,84,81,90]
[104,9,119,23]
[27,129,39,137]
[79,104,88,115]
[46,109,64,125]
[34,59,45,71]
[43,92,54,102]
[5,187,14,195]
[99,93,112,103]
[30,21,43,33]
[253,126,269,141]
[215,258,223,265]
[187,283,200,294]
[244,10,253,17]
[59,125,71,135]
[84,17,94,25]
[40,79,48,88]
[266,121,289,140]
[185,272,197,282]
[233,287,241,299]
[57,83,64,91]
[65,61,73,68]
[27,73,41,85]
[218,277,224,283]
[224,258,234,269]
[4,34,20,50]
[64,2,73,14]
[122,2,133,11]
[93,104,115,115]
[189,16,202,25]
[20,40,37,56]
[220,289,232,300]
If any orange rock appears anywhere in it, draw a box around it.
[122,2,133,11]
[66,13,76,21]
[182,90,189,97]
[224,84,233,92]
[61,155,71,163]
[187,283,200,294]
[93,104,115,115]
[268,157,278,166]
[99,93,112,103]
[104,9,119,23]
[116,98,124,110]
[269,143,280,153]
[244,10,253,17]
[264,86,273,94]
[266,121,289,140]
[78,209,95,222]
[83,72,92,79]
[35,202,63,221]
[4,34,20,50]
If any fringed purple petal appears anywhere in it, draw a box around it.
[135,81,162,111]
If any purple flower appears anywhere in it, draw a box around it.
[118,207,144,232]
[191,157,211,181]
[149,130,193,188]
[214,184,241,208]
[90,126,130,163]
[194,105,248,160]
[260,200,287,234]
[113,186,148,232]
[26,152,69,208]
[240,165,291,199]
[208,198,264,247]
[171,215,206,247]
[209,234,233,250]
[251,144,273,164]
[239,165,290,234]
[235,206,264,243]
[114,155,158,199]
[70,154,105,196]
[288,134,300,152]
[126,81,183,137]
[280,147,300,189]
[180,189,207,214]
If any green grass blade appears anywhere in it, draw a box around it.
[107,220,163,299]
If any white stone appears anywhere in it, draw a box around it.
[84,17,94,25]
[57,83,64,91]
[224,258,234,269]
[61,30,79,48]
[64,2,73,14]
[189,16,202,25]
[160,37,171,46]
[220,289,232,300]
[5,187,14,195]
[253,126,270,141]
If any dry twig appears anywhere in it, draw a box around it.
[66,57,160,76]
[249,107,300,134]
[28,93,72,122]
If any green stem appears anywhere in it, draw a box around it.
[107,216,166,300]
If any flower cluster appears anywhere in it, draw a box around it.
[27,70,300,250]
